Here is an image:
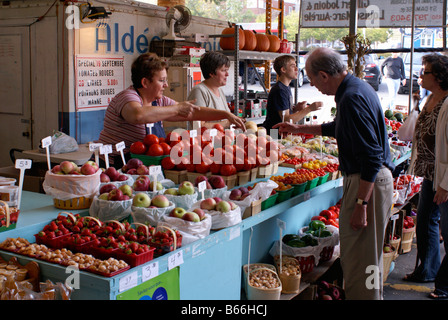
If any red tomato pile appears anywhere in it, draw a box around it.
[323,163,339,173]
[296,168,327,177]
[403,216,415,229]
[130,134,172,157]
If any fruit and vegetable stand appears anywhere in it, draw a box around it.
[0,166,343,300]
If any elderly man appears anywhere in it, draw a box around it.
[273,48,395,300]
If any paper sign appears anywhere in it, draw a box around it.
[15,159,32,210]
[89,143,103,165]
[189,129,197,139]
[149,165,161,192]
[168,250,184,270]
[198,180,206,199]
[142,261,159,282]
[100,144,112,168]
[146,123,154,134]
[41,136,52,170]
[116,141,126,165]
[119,270,138,292]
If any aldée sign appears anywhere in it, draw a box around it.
[301,0,445,28]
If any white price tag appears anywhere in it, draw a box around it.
[149,165,161,176]
[146,123,154,134]
[116,141,126,165]
[41,136,52,148]
[167,250,184,270]
[277,218,286,230]
[189,129,197,139]
[119,270,138,292]
[15,159,32,170]
[198,180,206,192]
[89,143,103,152]
[209,129,217,137]
[142,261,159,282]
[390,214,399,221]
[100,145,113,168]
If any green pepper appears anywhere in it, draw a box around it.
[316,230,332,238]
[309,220,326,231]
[287,239,306,247]
[282,234,300,244]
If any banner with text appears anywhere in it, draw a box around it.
[301,0,446,28]
[75,55,125,110]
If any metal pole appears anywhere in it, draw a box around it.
[408,0,416,114]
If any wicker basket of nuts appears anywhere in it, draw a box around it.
[274,255,301,294]
[243,263,282,300]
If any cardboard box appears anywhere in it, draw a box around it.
[0,164,46,193]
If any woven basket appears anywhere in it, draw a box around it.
[401,227,415,253]
[274,255,301,294]
[53,197,93,210]
[383,245,397,282]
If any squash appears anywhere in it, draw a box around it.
[242,29,257,51]
[220,24,245,50]
[254,33,270,52]
[267,34,281,52]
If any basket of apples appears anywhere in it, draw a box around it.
[88,183,134,222]
[131,193,175,227]
[162,181,198,209]
[43,160,102,210]
[194,175,228,200]
[158,206,212,245]
[193,197,241,230]
[132,175,165,197]
[99,166,133,188]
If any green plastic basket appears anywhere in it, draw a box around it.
[276,188,294,203]
[305,177,319,191]
[261,193,278,210]
[292,182,307,196]
[317,173,330,186]
[131,153,169,166]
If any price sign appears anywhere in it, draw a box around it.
[119,270,138,292]
[15,159,32,210]
[210,128,217,146]
[142,261,159,282]
[168,250,184,270]
[115,141,126,165]
[198,180,206,199]
[41,136,52,170]
[189,129,197,139]
[149,165,161,192]
[146,123,154,134]
[89,143,103,165]
[100,144,113,168]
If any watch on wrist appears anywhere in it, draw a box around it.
[356,198,368,206]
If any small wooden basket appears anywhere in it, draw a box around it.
[274,255,302,294]
[400,227,415,253]
[53,197,93,210]
[243,264,282,300]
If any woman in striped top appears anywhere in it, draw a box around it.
[97,53,245,166]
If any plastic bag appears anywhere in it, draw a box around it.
[43,170,101,201]
[398,109,418,141]
[269,240,321,265]
[158,214,212,245]
[195,186,228,201]
[298,225,339,249]
[164,192,198,210]
[39,131,78,154]
[99,174,134,192]
[89,196,133,221]
[131,202,175,227]
[190,200,241,230]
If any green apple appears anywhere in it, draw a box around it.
[151,194,170,208]
[178,181,195,195]
[182,212,200,222]
[132,192,151,208]
[164,188,178,195]
[170,207,186,218]
[119,184,133,197]
[149,181,163,191]
[98,193,109,200]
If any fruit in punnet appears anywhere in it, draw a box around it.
[216,200,231,213]
[170,207,186,218]
[143,134,159,146]
[136,165,149,175]
[200,198,216,210]
[209,175,226,189]
[161,156,176,170]
[132,192,151,208]
[149,181,163,191]
[178,181,195,195]
[108,188,124,201]
[229,189,242,200]
[133,176,151,191]
[119,184,133,197]
[81,161,99,175]
[99,183,117,195]
[164,188,178,195]
[182,212,200,222]
[151,194,170,208]
[126,158,143,170]
[146,143,164,157]
[192,208,206,220]
[60,161,76,174]
[116,174,129,181]
[130,141,147,154]
[105,167,120,181]
[51,165,63,174]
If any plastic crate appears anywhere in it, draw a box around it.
[114,246,155,267]
[131,153,169,166]
[276,188,293,203]
[34,233,72,249]
[292,182,307,196]
[305,177,319,191]
[317,173,330,186]
[261,193,278,210]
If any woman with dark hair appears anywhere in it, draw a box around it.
[187,51,233,129]
[97,52,245,166]
[402,54,448,298]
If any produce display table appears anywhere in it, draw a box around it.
[0,167,343,300]
[21,144,93,166]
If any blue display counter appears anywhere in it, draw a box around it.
[0,167,343,300]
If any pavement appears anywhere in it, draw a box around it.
[383,238,445,300]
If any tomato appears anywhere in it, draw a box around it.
[320,210,336,220]
[210,163,221,174]
[311,216,327,223]
[161,156,175,170]
[213,123,224,133]
[129,141,147,155]
[220,164,236,176]
[195,162,210,174]
[326,219,339,228]
[159,142,171,155]
[143,134,160,146]
[146,143,164,156]
[176,157,189,170]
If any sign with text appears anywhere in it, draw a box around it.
[301,0,445,28]
[75,55,125,110]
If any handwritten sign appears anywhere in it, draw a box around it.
[75,55,125,110]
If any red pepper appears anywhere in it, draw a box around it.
[311,216,327,224]
[319,209,336,220]
[326,219,339,228]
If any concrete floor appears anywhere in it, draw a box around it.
[383,238,445,300]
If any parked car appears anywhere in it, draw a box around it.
[397,51,440,94]
[341,54,382,91]
[258,55,308,87]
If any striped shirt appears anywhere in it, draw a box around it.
[97,86,175,160]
